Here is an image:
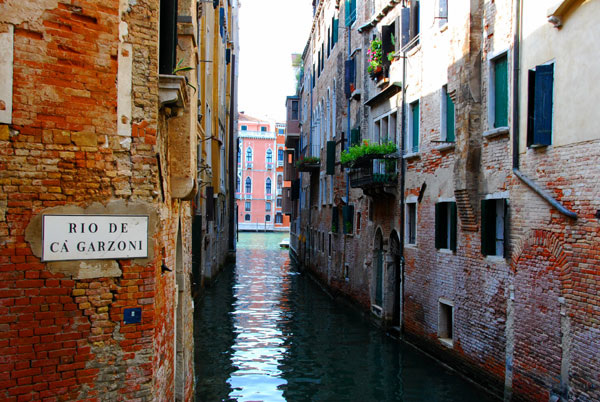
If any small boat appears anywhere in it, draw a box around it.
[279,238,290,249]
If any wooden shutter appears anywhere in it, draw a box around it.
[350,127,360,146]
[526,69,536,146]
[494,55,508,128]
[409,0,420,40]
[435,203,443,249]
[480,199,495,255]
[382,23,395,67]
[533,64,554,146]
[159,0,178,74]
[344,59,355,98]
[450,202,457,251]
[446,92,455,142]
[206,186,214,221]
[401,7,410,48]
[326,141,336,175]
[219,7,225,38]
[332,18,339,45]
[411,102,419,152]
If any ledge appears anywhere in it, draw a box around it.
[434,142,455,152]
[547,0,582,28]
[158,75,188,111]
[350,89,361,101]
[403,151,421,160]
[439,338,454,348]
[364,81,402,106]
[483,126,509,139]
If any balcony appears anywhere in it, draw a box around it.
[296,145,321,173]
[244,194,252,200]
[349,158,398,197]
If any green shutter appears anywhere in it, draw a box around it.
[350,127,361,147]
[481,199,495,256]
[533,64,554,146]
[412,102,419,153]
[326,141,336,175]
[450,202,457,251]
[503,199,509,258]
[332,18,339,45]
[435,203,443,249]
[494,55,508,128]
[446,92,455,142]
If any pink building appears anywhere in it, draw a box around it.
[237,113,289,231]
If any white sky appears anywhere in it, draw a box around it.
[237,0,313,123]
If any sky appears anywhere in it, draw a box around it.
[237,0,313,123]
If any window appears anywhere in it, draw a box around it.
[237,147,241,163]
[265,202,271,211]
[437,0,448,27]
[382,20,397,70]
[245,201,251,211]
[278,128,284,134]
[527,63,554,147]
[159,0,177,74]
[260,126,267,132]
[407,100,420,153]
[245,177,252,193]
[344,58,355,98]
[481,198,508,257]
[276,198,282,208]
[278,149,284,161]
[265,178,272,194]
[435,201,457,251]
[374,111,397,145]
[331,16,339,48]
[277,175,283,190]
[265,214,271,222]
[275,213,283,224]
[241,125,247,131]
[291,100,299,120]
[408,0,420,46]
[490,53,509,129]
[441,86,455,142]
[244,214,251,221]
[246,147,253,162]
[266,149,273,163]
[438,300,454,346]
[406,202,417,244]
[236,176,240,192]
[356,212,361,234]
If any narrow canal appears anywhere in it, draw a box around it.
[194,232,494,401]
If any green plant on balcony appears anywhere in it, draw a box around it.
[340,140,397,167]
[295,155,320,169]
[367,38,383,78]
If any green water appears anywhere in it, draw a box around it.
[194,232,495,401]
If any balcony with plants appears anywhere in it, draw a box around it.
[342,140,399,196]
[296,145,321,173]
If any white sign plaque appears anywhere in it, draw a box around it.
[42,215,149,262]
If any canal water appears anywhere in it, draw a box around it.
[194,232,495,401]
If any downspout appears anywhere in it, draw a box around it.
[398,45,407,333]
[511,0,576,220]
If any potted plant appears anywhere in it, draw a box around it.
[295,155,321,171]
[340,140,397,167]
[367,38,383,79]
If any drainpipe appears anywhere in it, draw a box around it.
[398,45,407,333]
[511,0,576,220]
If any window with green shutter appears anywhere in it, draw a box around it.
[345,0,356,27]
[493,54,508,128]
[408,100,419,153]
[446,90,455,142]
[527,64,554,147]
[350,127,361,147]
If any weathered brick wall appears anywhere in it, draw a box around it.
[0,0,195,400]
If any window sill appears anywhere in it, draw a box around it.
[403,151,421,160]
[439,337,454,348]
[483,126,509,139]
[405,243,418,249]
[434,142,455,152]
[485,255,506,263]
[438,248,454,254]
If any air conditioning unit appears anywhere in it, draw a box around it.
[246,162,253,169]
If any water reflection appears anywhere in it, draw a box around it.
[194,233,495,401]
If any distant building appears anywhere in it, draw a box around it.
[237,114,289,231]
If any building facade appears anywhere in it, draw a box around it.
[237,114,289,232]
[286,0,600,400]
[0,0,238,400]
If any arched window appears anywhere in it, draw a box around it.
[246,147,253,162]
[278,148,284,162]
[266,149,273,163]
[244,214,251,221]
[237,147,241,163]
[236,176,240,192]
[265,215,271,222]
[277,175,283,190]
[265,178,272,194]
[245,177,252,193]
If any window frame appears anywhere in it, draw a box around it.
[488,50,510,130]
[245,201,251,212]
[441,85,455,142]
[435,200,457,251]
[406,100,420,154]
[481,196,509,257]
[526,62,554,147]
[406,198,418,245]
[246,147,253,162]
[245,177,252,194]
